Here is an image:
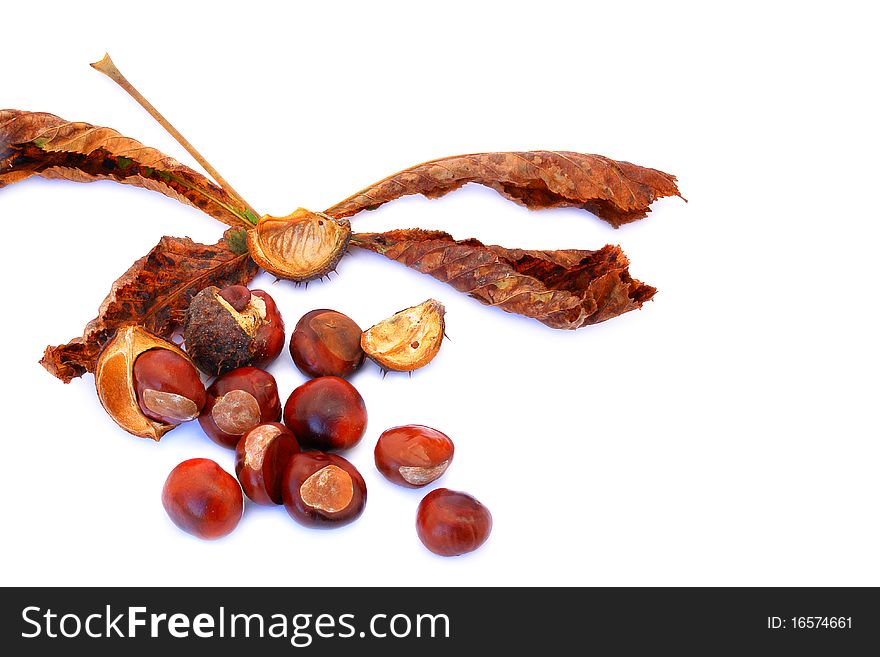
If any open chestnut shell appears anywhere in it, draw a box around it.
[247,208,351,282]
[95,325,203,440]
[199,366,282,448]
[361,299,446,372]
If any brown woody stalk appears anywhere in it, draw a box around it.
[90,53,260,224]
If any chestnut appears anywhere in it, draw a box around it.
[283,376,367,451]
[95,326,201,440]
[290,309,365,379]
[235,422,300,505]
[199,366,282,448]
[374,424,454,488]
[132,348,206,425]
[161,458,243,540]
[282,452,366,528]
[416,489,492,557]
[183,285,285,376]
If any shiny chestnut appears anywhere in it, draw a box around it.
[416,489,492,557]
[235,423,300,505]
[290,309,365,379]
[132,349,206,425]
[282,452,367,528]
[375,425,454,488]
[199,367,282,448]
[248,289,285,367]
[283,376,367,451]
[161,458,243,540]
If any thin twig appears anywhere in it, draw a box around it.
[90,53,260,224]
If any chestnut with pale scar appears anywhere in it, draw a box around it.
[235,422,300,505]
[200,366,282,449]
[212,389,261,435]
[141,390,200,422]
[96,327,206,440]
[300,465,354,513]
[282,452,367,528]
[132,349,206,425]
[375,425,455,488]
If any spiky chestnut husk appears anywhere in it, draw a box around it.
[95,325,202,440]
[183,286,284,376]
[247,208,351,282]
[361,299,446,372]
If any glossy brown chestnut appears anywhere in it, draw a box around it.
[283,376,367,451]
[199,367,282,448]
[183,285,285,376]
[375,425,454,488]
[290,309,365,379]
[282,452,366,528]
[161,459,243,540]
[416,489,492,557]
[235,423,301,505]
[250,289,286,368]
[132,349,206,425]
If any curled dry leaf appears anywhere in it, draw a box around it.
[247,208,351,282]
[0,109,254,227]
[326,151,682,227]
[361,300,446,372]
[351,230,655,330]
[41,228,258,383]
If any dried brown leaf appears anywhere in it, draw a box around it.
[351,229,655,329]
[327,151,682,227]
[0,109,254,227]
[41,228,258,382]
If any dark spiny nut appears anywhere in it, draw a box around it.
[282,452,366,528]
[183,285,285,376]
[283,376,367,451]
[416,489,492,557]
[290,309,365,379]
[162,459,243,540]
[132,349,206,425]
[374,425,454,488]
[199,367,282,448]
[235,423,300,505]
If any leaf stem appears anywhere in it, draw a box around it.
[90,53,259,225]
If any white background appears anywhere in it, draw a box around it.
[2,1,877,587]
